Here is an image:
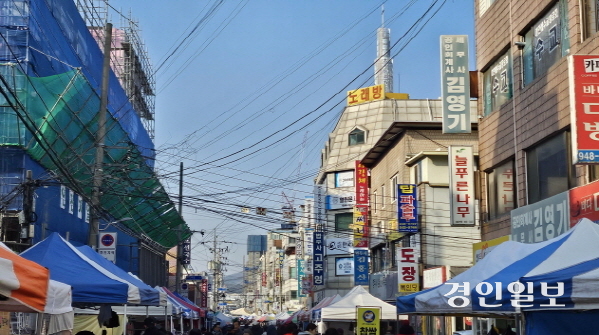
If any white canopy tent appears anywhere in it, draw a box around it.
[321,286,405,321]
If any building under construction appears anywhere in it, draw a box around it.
[0,0,189,286]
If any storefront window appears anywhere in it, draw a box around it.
[487,160,516,219]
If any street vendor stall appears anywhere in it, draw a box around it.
[396,218,599,335]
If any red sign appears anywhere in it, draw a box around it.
[570,55,599,163]
[200,279,208,308]
[397,247,419,293]
[570,179,599,227]
[262,272,267,287]
[355,161,369,204]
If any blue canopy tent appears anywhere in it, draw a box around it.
[396,218,599,334]
[76,244,165,306]
[21,232,141,304]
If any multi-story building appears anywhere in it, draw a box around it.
[360,104,480,333]
[475,0,599,332]
[0,0,188,286]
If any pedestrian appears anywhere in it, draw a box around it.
[189,329,202,335]
[487,325,500,335]
[502,326,516,335]
[212,324,223,335]
[251,324,263,335]
[266,323,277,335]
[398,320,415,335]
[306,323,317,335]
[323,329,338,335]
[142,318,164,335]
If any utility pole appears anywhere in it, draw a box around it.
[176,162,183,292]
[89,22,112,248]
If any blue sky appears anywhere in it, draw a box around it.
[110,0,475,279]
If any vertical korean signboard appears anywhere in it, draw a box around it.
[398,184,418,232]
[355,161,369,204]
[441,35,470,134]
[200,279,208,308]
[569,55,599,163]
[397,247,419,293]
[314,185,326,226]
[312,231,324,288]
[354,249,369,285]
[356,307,381,335]
[297,259,306,297]
[449,145,475,226]
[352,205,369,248]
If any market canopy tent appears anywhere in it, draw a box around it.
[0,241,72,314]
[76,245,164,306]
[396,218,599,315]
[309,294,342,321]
[321,286,402,321]
[21,232,141,304]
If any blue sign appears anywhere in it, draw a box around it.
[186,275,203,280]
[312,231,324,287]
[354,249,369,285]
[398,184,419,233]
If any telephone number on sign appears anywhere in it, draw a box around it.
[577,150,599,162]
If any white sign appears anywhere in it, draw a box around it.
[335,257,354,275]
[325,238,352,255]
[397,247,419,293]
[449,145,475,226]
[313,185,326,226]
[98,232,117,263]
[423,266,447,289]
[326,194,355,210]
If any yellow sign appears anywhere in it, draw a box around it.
[352,205,368,248]
[356,307,381,335]
[472,235,510,264]
[399,283,420,292]
[387,219,403,241]
[347,84,385,106]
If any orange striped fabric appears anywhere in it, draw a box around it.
[0,246,49,312]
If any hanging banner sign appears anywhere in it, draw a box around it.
[314,185,326,226]
[312,231,325,288]
[569,54,599,163]
[449,145,476,226]
[355,161,369,204]
[441,35,471,133]
[397,247,419,293]
[297,259,306,297]
[398,184,418,232]
[352,205,369,248]
[354,249,369,285]
[356,307,381,335]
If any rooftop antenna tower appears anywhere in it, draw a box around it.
[374,5,393,92]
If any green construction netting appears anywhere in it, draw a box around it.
[0,64,191,248]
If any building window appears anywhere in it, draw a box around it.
[522,1,570,86]
[289,267,297,279]
[483,51,513,115]
[487,160,516,219]
[335,213,353,231]
[381,184,386,208]
[373,190,378,213]
[290,290,298,299]
[526,132,575,203]
[390,175,398,202]
[349,128,365,145]
[581,0,599,40]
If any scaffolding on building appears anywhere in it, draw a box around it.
[76,0,155,139]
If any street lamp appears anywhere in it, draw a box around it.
[99,217,133,231]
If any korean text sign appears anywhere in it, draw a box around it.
[312,231,325,288]
[570,179,599,226]
[569,55,599,163]
[449,145,475,226]
[354,249,369,285]
[441,35,470,133]
[398,184,418,232]
[511,191,569,243]
[355,161,369,204]
[397,247,419,293]
[347,84,385,106]
[353,205,369,248]
[356,307,381,335]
